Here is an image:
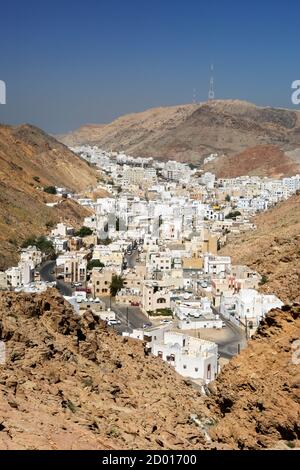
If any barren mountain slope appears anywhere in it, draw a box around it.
[0,124,97,191]
[0,124,96,269]
[57,100,300,165]
[208,304,300,449]
[203,145,300,178]
[220,193,300,304]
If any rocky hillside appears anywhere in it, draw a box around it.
[220,193,300,304]
[203,145,300,178]
[57,100,300,167]
[0,124,96,269]
[0,290,210,450]
[208,304,300,449]
[0,289,299,450]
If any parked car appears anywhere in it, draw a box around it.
[143,323,151,329]
[160,319,172,324]
[107,319,121,326]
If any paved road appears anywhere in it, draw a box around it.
[100,295,151,333]
[211,306,247,358]
[40,260,73,296]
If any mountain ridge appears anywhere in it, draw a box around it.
[56,100,300,172]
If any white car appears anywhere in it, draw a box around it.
[107,319,121,326]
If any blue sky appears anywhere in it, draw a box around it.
[0,0,299,133]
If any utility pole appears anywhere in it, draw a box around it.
[126,306,129,327]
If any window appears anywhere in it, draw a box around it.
[183,365,187,369]
[195,367,198,372]
[207,364,211,380]
[96,281,100,286]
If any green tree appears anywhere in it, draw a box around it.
[225,210,241,219]
[75,226,93,238]
[44,186,57,195]
[110,274,124,297]
[22,235,55,259]
[87,259,105,270]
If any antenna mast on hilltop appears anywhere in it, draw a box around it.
[208,64,215,100]
[192,88,197,104]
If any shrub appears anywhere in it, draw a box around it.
[150,308,173,317]
[75,226,93,238]
[225,210,241,219]
[44,186,57,195]
[259,275,268,285]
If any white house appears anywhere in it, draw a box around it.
[220,288,283,333]
[149,330,218,383]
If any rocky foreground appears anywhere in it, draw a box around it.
[0,290,299,450]
[0,290,210,450]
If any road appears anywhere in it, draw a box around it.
[100,295,151,333]
[211,306,247,358]
[39,260,73,296]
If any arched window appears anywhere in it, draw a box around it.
[157,298,166,304]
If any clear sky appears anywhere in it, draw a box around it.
[0,0,299,133]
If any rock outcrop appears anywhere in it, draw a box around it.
[208,304,300,449]
[0,290,299,450]
[0,290,210,450]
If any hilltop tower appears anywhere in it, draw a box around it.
[208,64,215,100]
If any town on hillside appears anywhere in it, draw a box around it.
[1,145,299,386]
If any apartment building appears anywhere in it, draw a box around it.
[91,267,115,297]
[142,280,171,312]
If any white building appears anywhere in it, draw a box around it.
[149,330,218,383]
[220,288,283,332]
[203,254,231,276]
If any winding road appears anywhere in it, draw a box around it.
[39,260,73,296]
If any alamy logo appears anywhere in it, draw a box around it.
[0,80,6,104]
[291,80,300,105]
[0,341,6,364]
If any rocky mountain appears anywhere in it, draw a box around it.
[0,290,210,450]
[57,100,300,170]
[0,124,96,269]
[220,193,300,304]
[208,304,300,449]
[203,145,300,178]
[0,289,299,450]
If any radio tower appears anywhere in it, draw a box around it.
[193,88,197,104]
[208,64,215,100]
